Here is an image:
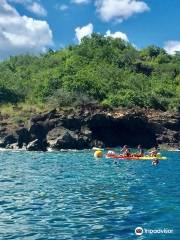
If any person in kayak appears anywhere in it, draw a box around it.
[149,146,158,157]
[121,145,131,157]
[134,145,144,157]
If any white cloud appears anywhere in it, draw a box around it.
[58,4,69,11]
[27,2,47,16]
[164,41,180,55]
[95,0,149,22]
[72,0,89,4]
[8,0,29,3]
[75,23,93,43]
[105,30,128,41]
[8,0,30,4]
[0,0,53,59]
[8,0,47,16]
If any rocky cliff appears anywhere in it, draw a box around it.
[0,107,179,151]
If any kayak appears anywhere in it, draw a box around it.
[106,153,167,160]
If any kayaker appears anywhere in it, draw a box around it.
[121,145,131,157]
[152,159,159,166]
[149,146,158,157]
[136,145,144,157]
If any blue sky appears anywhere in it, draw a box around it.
[1,0,180,59]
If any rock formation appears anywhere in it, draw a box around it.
[0,107,179,151]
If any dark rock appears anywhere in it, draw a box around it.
[163,119,180,131]
[47,127,77,149]
[88,113,112,128]
[16,128,30,147]
[62,116,81,130]
[27,139,47,151]
[156,130,179,144]
[90,139,105,148]
[4,134,17,145]
[29,122,47,141]
[0,108,179,151]
[0,140,5,148]
[47,127,89,150]
[80,126,92,138]
[43,119,62,132]
[89,113,156,148]
[30,109,57,124]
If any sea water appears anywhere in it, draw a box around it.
[0,150,179,240]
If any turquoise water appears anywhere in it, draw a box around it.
[0,150,179,240]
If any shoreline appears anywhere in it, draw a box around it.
[0,107,179,152]
[1,147,180,153]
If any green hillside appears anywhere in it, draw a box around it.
[0,33,180,111]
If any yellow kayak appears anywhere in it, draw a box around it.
[139,156,167,160]
[106,153,167,160]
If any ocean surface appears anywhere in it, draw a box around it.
[0,150,179,240]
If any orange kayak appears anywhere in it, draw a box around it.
[106,153,141,160]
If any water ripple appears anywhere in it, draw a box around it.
[0,150,179,239]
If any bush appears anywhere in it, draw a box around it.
[47,89,97,108]
[0,87,23,104]
[0,34,179,111]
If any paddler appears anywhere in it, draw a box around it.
[121,145,131,157]
[135,144,144,157]
[149,146,158,157]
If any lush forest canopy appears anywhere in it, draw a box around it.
[0,33,180,111]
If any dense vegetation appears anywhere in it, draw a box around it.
[0,33,180,111]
